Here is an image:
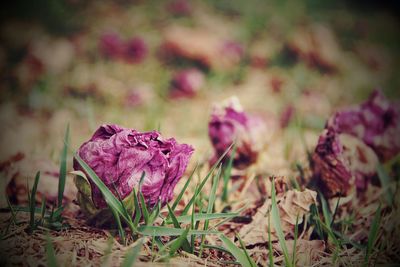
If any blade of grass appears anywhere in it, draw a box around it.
[132,188,141,228]
[168,212,238,224]
[139,192,150,225]
[149,201,161,225]
[6,198,17,225]
[377,164,394,205]
[167,204,181,229]
[166,204,192,253]
[211,205,248,229]
[237,234,257,267]
[200,167,221,257]
[181,143,234,216]
[57,124,69,209]
[219,234,256,267]
[29,171,41,231]
[137,226,219,236]
[222,144,236,202]
[72,156,133,227]
[121,239,143,267]
[46,234,58,267]
[267,212,274,267]
[110,206,126,245]
[292,214,299,266]
[40,197,47,225]
[363,204,382,267]
[319,193,332,231]
[169,227,190,256]
[171,164,197,211]
[270,177,292,267]
[190,185,198,253]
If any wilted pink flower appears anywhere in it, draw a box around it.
[222,41,244,58]
[167,0,192,16]
[208,97,267,169]
[73,124,194,211]
[327,89,400,161]
[313,128,379,197]
[169,68,205,98]
[99,32,123,59]
[123,37,148,64]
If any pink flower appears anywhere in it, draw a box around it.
[73,124,194,209]
[169,68,205,98]
[208,97,267,169]
[99,32,123,59]
[327,89,400,161]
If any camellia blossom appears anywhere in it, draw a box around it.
[169,68,205,98]
[312,128,378,197]
[73,124,194,215]
[208,97,267,169]
[327,89,400,161]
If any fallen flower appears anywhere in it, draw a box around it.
[99,32,123,60]
[1,154,76,208]
[312,128,378,197]
[327,89,400,161]
[73,124,194,217]
[123,37,148,64]
[161,25,243,70]
[208,97,267,169]
[169,68,205,98]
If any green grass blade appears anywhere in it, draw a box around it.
[237,234,257,267]
[149,201,161,225]
[270,178,292,267]
[319,193,332,231]
[171,164,197,211]
[181,143,234,216]
[57,124,69,209]
[6,197,17,225]
[168,212,238,224]
[29,171,41,231]
[169,227,190,256]
[73,155,133,226]
[46,234,58,267]
[219,234,255,267]
[222,144,236,202]
[132,188,141,228]
[267,212,274,267]
[110,206,126,245]
[377,164,394,204]
[292,214,299,266]
[364,204,382,266]
[190,185,197,253]
[167,204,181,229]
[40,197,47,224]
[200,167,221,257]
[139,192,150,225]
[121,239,143,267]
[166,204,192,253]
[137,226,219,236]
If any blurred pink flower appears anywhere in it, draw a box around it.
[208,97,267,169]
[169,68,205,98]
